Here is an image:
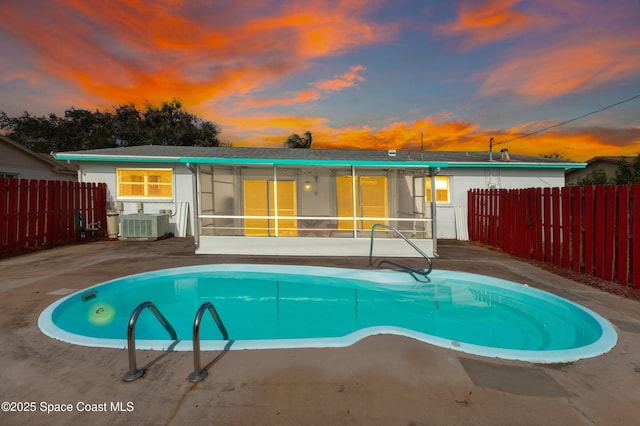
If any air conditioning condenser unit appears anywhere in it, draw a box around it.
[120,213,170,240]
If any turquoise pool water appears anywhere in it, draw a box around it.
[38,264,617,363]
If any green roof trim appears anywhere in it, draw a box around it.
[54,154,182,163]
[54,153,447,168]
[177,156,448,168]
[53,153,583,169]
[445,162,579,169]
[53,146,585,170]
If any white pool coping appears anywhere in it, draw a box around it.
[38,265,618,364]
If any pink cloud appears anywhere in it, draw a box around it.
[436,0,546,49]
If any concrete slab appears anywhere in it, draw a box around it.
[1,238,639,425]
[459,357,566,397]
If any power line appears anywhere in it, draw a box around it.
[493,92,640,146]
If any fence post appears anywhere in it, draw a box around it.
[583,186,595,276]
[36,180,46,247]
[60,181,70,242]
[17,179,29,252]
[631,184,640,289]
[571,186,582,272]
[616,185,629,286]
[526,189,537,259]
[27,180,38,249]
[542,188,551,262]
[603,185,616,281]
[561,186,571,268]
[479,189,486,244]
[74,182,82,240]
[497,190,506,249]
[1,178,8,256]
[7,179,18,253]
[594,185,605,278]
[551,187,561,266]
[467,190,475,240]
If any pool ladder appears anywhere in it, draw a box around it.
[369,223,433,279]
[123,301,229,383]
[189,302,229,383]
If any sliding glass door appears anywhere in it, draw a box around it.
[336,175,388,231]
[243,180,298,236]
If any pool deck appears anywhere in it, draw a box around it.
[1,238,639,425]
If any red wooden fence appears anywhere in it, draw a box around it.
[468,185,640,289]
[1,178,107,257]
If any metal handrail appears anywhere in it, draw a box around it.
[369,223,433,277]
[123,301,177,382]
[189,302,229,383]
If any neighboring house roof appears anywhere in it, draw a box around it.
[38,153,80,173]
[565,156,635,176]
[0,135,78,177]
[585,156,636,165]
[55,146,585,169]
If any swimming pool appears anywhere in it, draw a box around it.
[38,264,617,363]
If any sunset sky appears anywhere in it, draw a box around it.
[1,0,639,161]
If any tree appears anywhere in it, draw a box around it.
[577,168,610,186]
[574,154,640,186]
[541,152,568,160]
[0,99,221,152]
[0,111,59,152]
[614,154,640,184]
[284,130,312,148]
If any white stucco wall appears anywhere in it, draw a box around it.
[76,160,570,243]
[436,167,568,239]
[77,161,196,237]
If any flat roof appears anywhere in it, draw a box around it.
[54,146,585,169]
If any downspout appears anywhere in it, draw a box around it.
[430,168,439,257]
[187,162,199,249]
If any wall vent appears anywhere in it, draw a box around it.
[120,214,170,240]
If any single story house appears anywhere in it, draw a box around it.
[565,156,636,185]
[1,135,77,181]
[54,146,583,257]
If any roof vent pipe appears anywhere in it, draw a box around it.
[501,149,510,161]
[388,149,396,157]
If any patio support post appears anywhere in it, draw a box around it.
[189,162,199,247]
[430,168,438,255]
[351,165,357,238]
[273,165,278,237]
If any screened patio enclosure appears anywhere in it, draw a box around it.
[53,145,583,256]
[197,164,438,243]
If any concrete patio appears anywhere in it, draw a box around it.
[1,237,639,425]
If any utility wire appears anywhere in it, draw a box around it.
[494,92,640,146]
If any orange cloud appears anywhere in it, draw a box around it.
[315,117,480,151]
[478,36,640,101]
[240,89,322,108]
[1,1,396,110]
[215,111,329,146]
[313,65,367,92]
[436,0,544,49]
[238,65,367,108]
[221,110,640,161]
